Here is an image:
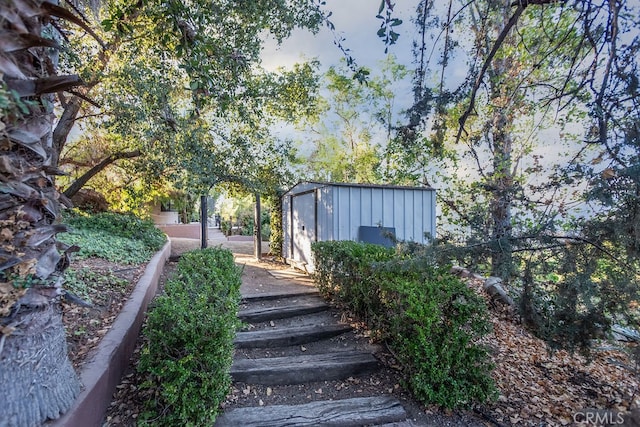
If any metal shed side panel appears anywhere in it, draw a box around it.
[415,189,436,243]
[419,190,429,242]
[419,190,430,242]
[370,188,383,225]
[349,186,362,240]
[416,189,428,242]
[360,186,373,227]
[396,189,411,241]
[316,186,334,241]
[336,186,353,240]
[428,189,437,240]
[392,189,412,240]
[382,187,395,227]
[410,189,421,243]
[282,195,291,259]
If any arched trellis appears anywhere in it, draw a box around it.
[198,176,266,260]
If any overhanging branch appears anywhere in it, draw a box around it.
[456,3,525,142]
[456,0,568,142]
[62,149,141,199]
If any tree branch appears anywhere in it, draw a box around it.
[52,97,83,164]
[456,0,567,142]
[62,150,141,199]
[456,3,525,142]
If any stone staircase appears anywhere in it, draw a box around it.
[215,290,408,426]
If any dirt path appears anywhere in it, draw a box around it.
[170,230,317,297]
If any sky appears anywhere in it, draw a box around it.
[261,1,421,150]
[261,0,417,73]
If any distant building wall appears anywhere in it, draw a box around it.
[157,224,201,239]
[149,202,179,225]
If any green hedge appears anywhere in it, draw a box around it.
[138,248,241,426]
[312,241,395,322]
[311,240,496,409]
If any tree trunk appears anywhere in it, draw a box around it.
[489,107,514,280]
[1,1,83,424]
[52,96,83,168]
[0,305,80,427]
[485,3,516,281]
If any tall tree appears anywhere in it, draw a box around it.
[385,0,640,350]
[301,57,409,184]
[52,0,326,199]
[387,1,580,277]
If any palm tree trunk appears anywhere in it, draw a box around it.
[1,1,84,424]
[0,305,80,426]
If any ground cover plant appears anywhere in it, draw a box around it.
[58,211,166,369]
[137,248,242,426]
[311,240,496,409]
[59,211,167,265]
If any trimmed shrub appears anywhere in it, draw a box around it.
[312,240,395,321]
[373,264,496,409]
[138,248,241,426]
[311,241,496,409]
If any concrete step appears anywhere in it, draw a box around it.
[230,351,379,385]
[214,396,407,427]
[234,324,352,349]
[238,300,328,323]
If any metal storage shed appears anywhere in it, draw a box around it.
[282,181,436,271]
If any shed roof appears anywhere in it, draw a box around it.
[285,181,435,196]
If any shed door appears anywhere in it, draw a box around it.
[292,191,316,267]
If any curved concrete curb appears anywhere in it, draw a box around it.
[49,241,171,427]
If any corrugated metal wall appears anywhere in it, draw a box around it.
[328,185,435,243]
[282,182,436,268]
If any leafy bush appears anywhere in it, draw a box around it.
[220,219,231,236]
[268,193,284,257]
[373,263,496,408]
[519,244,639,355]
[138,248,241,426]
[312,241,496,409]
[234,211,270,238]
[312,240,395,321]
[58,211,166,264]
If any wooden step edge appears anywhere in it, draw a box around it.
[238,302,329,323]
[234,324,353,349]
[230,351,379,385]
[214,396,407,427]
[242,289,320,302]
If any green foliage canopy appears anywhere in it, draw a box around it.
[56,0,326,207]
